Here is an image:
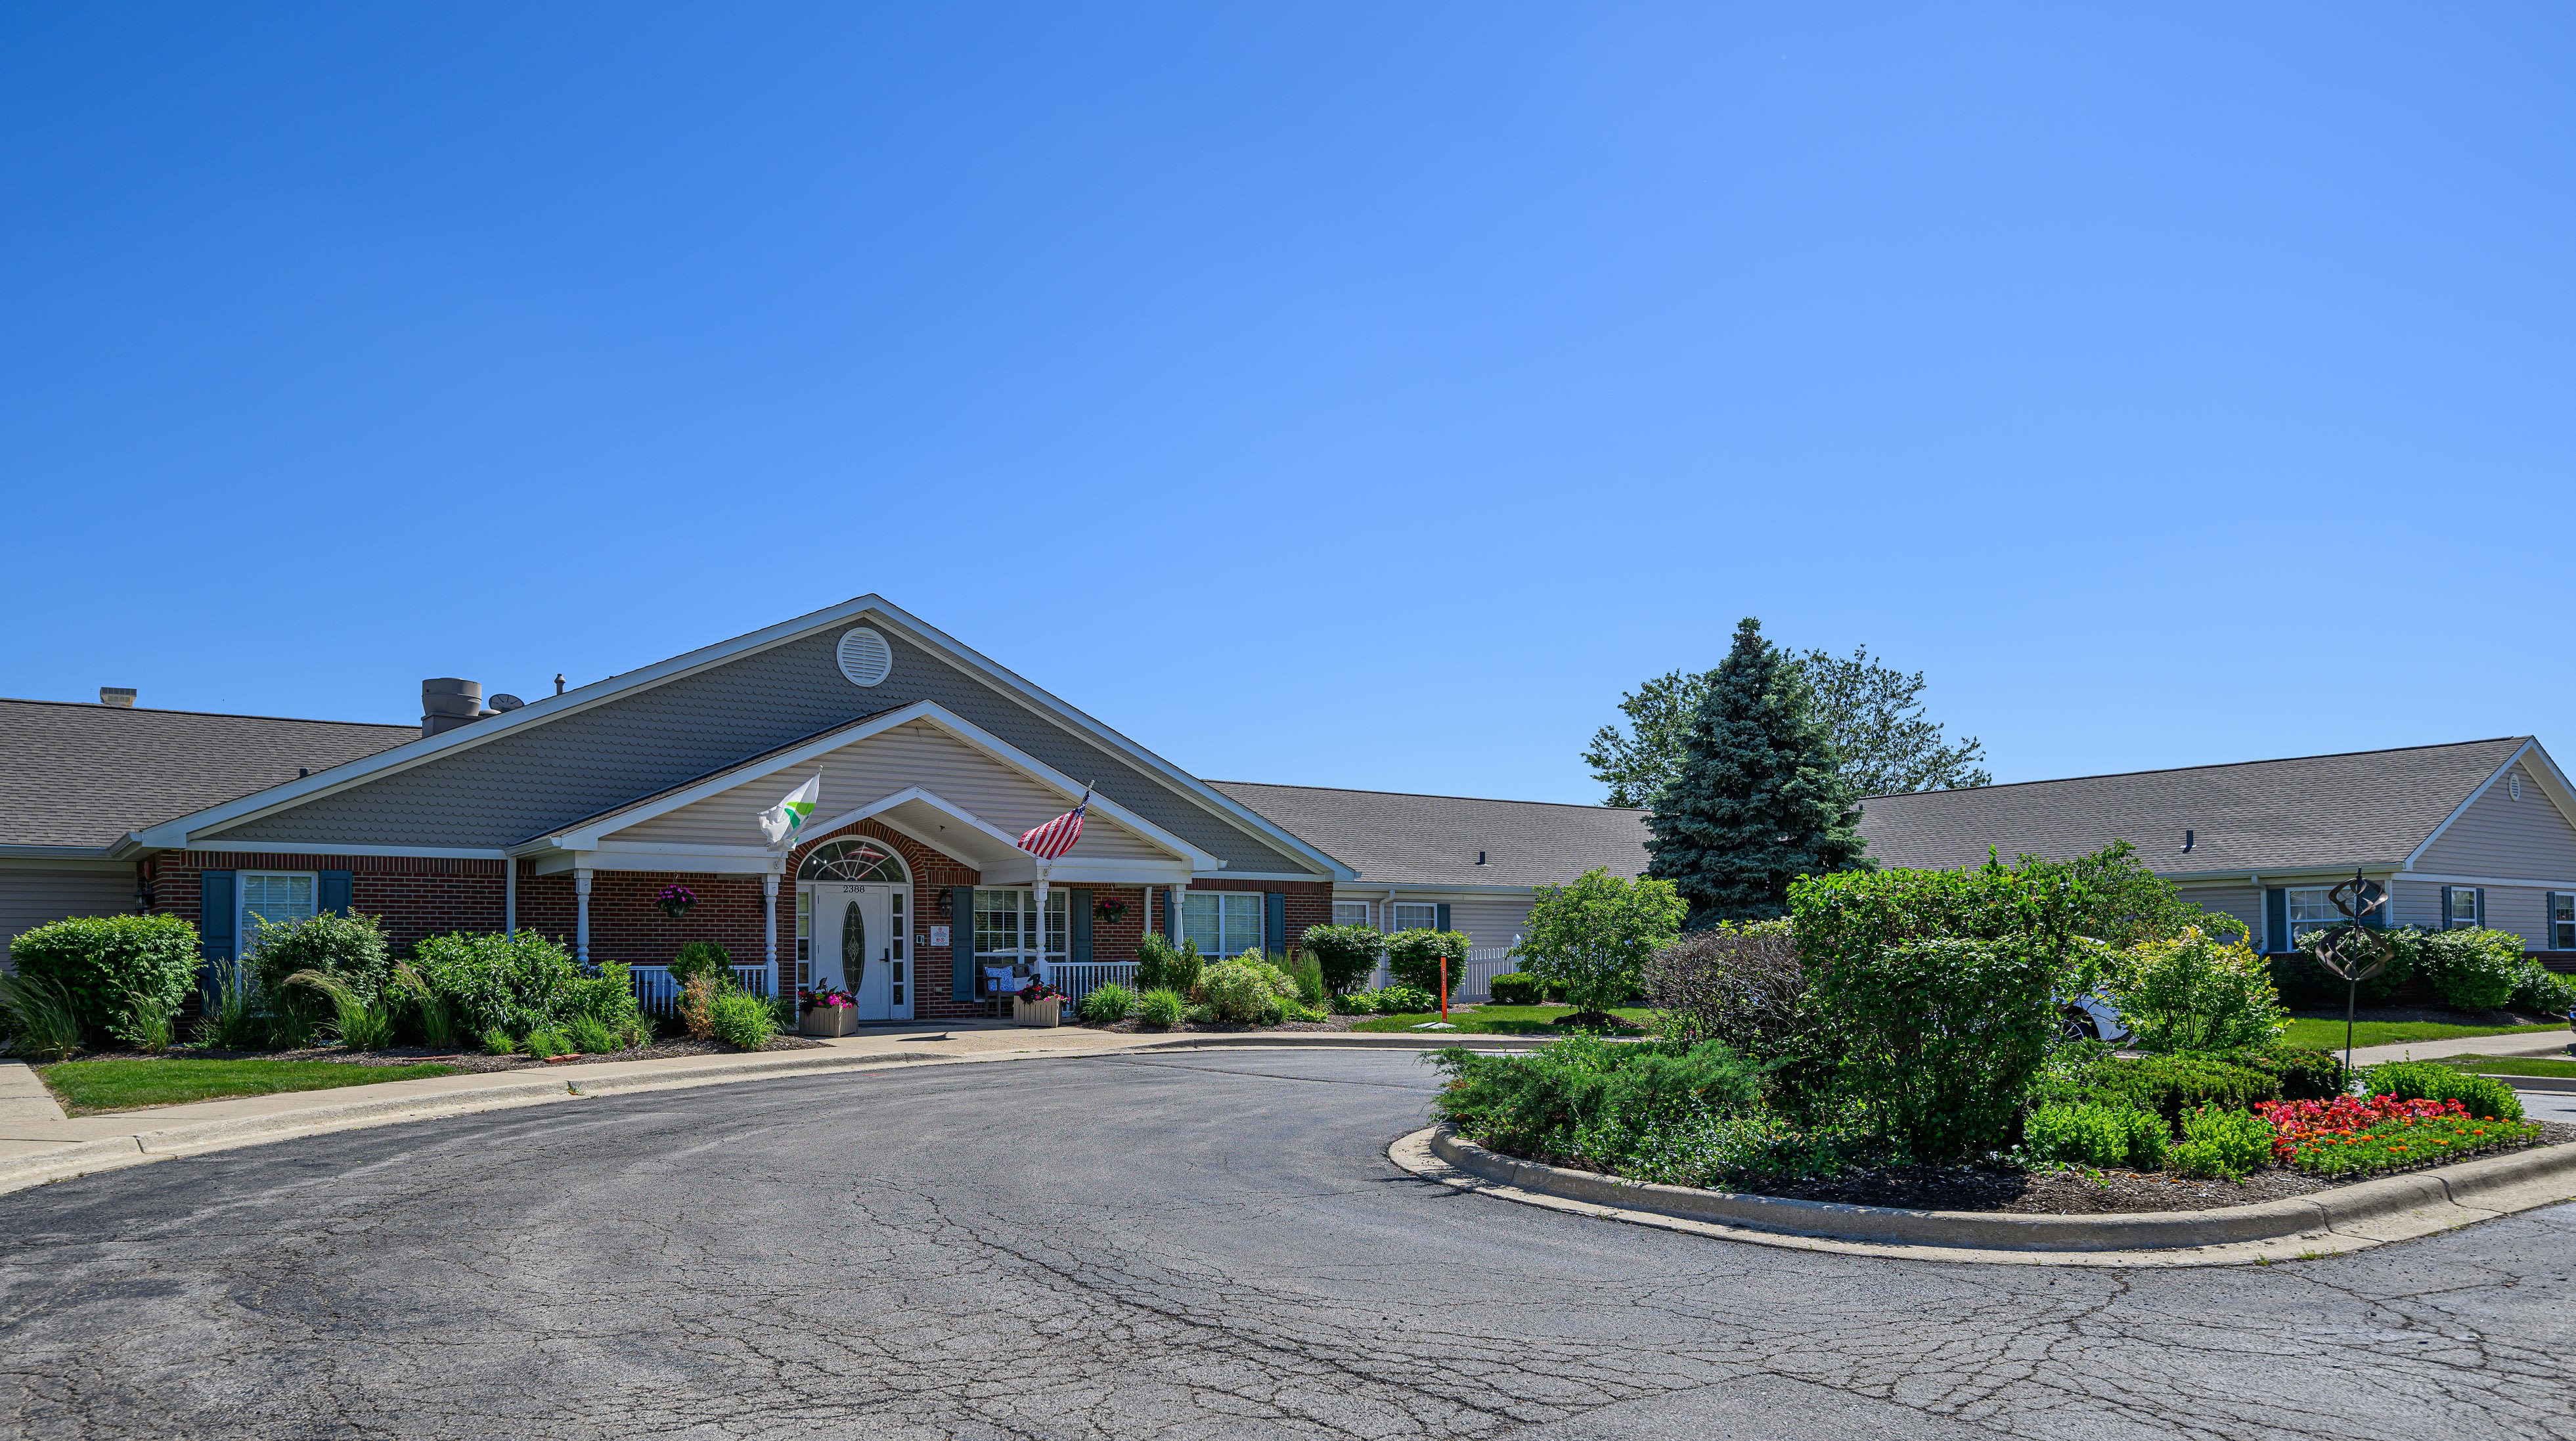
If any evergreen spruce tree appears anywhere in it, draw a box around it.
[1647,617,1869,924]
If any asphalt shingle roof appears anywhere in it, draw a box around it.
[1854,738,2528,874]
[0,699,418,851]
[1208,780,1652,887]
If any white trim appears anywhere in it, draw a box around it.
[550,701,1221,872]
[2392,870,2576,890]
[126,594,1353,880]
[174,841,510,860]
[533,849,788,876]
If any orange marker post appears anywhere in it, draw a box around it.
[1439,956,1448,1021]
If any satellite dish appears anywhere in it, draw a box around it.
[489,694,525,711]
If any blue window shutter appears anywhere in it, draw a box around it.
[2361,880,2387,927]
[199,870,237,962]
[1071,889,1093,965]
[2263,888,2287,953]
[319,870,353,916]
[1265,892,1287,956]
[2473,887,2485,927]
[951,887,975,1000]
[1434,902,1452,933]
[2441,885,2455,930]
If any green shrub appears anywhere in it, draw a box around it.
[1640,920,1811,1060]
[709,989,776,1050]
[2023,1103,2145,1168]
[196,960,269,1051]
[9,914,202,1047]
[2103,926,2287,1053]
[1334,985,1437,1015]
[523,1027,571,1059]
[1791,857,2108,1160]
[2416,928,2523,1011]
[1161,938,1204,998]
[1488,972,1544,1006]
[2084,1052,2280,1129]
[1077,983,1135,1024]
[568,1015,618,1055]
[386,961,456,1048]
[1518,870,1684,1015]
[766,995,797,1032]
[669,941,732,989]
[0,967,85,1061]
[1135,988,1185,1029]
[1385,927,1475,1000]
[2227,1044,2344,1101]
[2169,1104,2274,1180]
[1299,925,1385,995]
[2363,1061,2523,1121]
[1201,960,1293,1023]
[2511,960,2576,1015]
[479,1025,517,1056]
[560,961,651,1044]
[409,931,581,1037]
[1134,933,1177,992]
[1427,1036,1762,1169]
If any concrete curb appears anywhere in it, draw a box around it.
[1402,1126,2576,1264]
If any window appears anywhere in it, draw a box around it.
[2284,887,2338,937]
[1183,892,1266,957]
[2552,893,2575,950]
[239,872,315,950]
[1332,900,1373,929]
[1390,902,1439,933]
[974,889,1067,966]
[795,891,812,985]
[2448,887,2483,929]
[798,838,906,883]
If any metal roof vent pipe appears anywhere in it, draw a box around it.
[421,678,489,738]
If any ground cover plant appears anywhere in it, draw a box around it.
[1077,983,1135,1023]
[37,1057,464,1115]
[2257,1094,2542,1176]
[1353,1004,1656,1035]
[1135,987,1185,1029]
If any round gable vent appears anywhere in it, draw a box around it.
[837,627,893,687]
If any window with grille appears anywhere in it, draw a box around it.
[1182,892,1266,957]
[1390,902,1439,933]
[2284,888,2336,937]
[2552,893,2575,950]
[240,873,315,951]
[975,889,1067,964]
[1332,900,1373,929]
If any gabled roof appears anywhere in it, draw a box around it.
[118,596,1351,879]
[0,698,416,854]
[1855,737,2544,875]
[1207,780,1652,888]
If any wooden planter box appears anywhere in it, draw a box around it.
[801,1006,860,1037]
[1013,995,1063,1028]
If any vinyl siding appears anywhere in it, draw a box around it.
[0,864,137,960]
[202,619,1321,875]
[2411,761,2576,881]
[1328,887,1534,951]
[2174,883,2262,942]
[2389,879,2444,930]
[610,719,1170,861]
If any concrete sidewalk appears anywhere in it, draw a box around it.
[2339,1029,2573,1069]
[0,1025,1510,1196]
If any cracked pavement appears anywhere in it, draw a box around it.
[3,1049,2571,1440]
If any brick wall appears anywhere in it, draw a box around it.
[150,851,507,957]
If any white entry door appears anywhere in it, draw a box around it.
[811,883,910,1022]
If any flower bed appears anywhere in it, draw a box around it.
[2257,1094,2544,1177]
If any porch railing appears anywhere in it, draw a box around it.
[628,964,774,1015]
[1042,962,1139,1008]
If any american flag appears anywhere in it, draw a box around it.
[1019,787,1091,860]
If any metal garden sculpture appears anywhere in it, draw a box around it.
[2307,868,2391,1082]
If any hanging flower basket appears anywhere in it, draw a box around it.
[1094,900,1128,925]
[655,884,698,919]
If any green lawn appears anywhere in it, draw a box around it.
[37,1058,465,1116]
[2440,1055,2576,1079]
[2279,1019,2568,1052]
[1351,1004,1658,1035]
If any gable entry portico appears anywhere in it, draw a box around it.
[520,699,1217,1010]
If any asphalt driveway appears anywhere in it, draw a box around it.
[2,1049,2569,1440]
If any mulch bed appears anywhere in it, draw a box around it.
[1509,1120,2576,1216]
[100,1037,827,1074]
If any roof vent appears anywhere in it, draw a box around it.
[1476,851,1486,866]
[99,687,136,708]
[422,678,491,738]
[490,693,525,712]
[837,628,893,687]
[2181,829,2194,853]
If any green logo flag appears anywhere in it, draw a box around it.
[759,775,820,847]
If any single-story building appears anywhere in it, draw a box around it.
[1,596,1359,1019]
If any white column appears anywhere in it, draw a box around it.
[575,868,593,964]
[1034,868,1050,985]
[763,872,780,999]
[504,858,518,937]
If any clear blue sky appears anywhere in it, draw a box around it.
[5,7,2569,805]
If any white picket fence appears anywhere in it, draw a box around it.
[1362,944,1520,1001]
[628,964,774,1014]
